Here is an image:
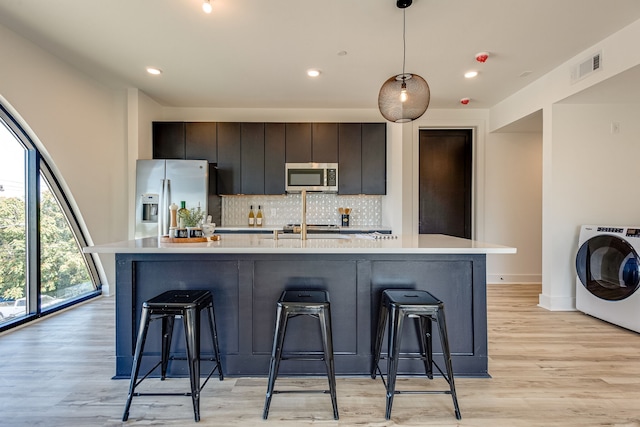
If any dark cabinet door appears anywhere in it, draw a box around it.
[241,122,265,194]
[361,123,386,195]
[265,123,286,194]
[338,123,362,194]
[153,122,185,159]
[312,123,338,163]
[217,122,241,194]
[285,123,312,163]
[185,122,217,162]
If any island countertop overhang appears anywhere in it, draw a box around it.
[84,234,516,255]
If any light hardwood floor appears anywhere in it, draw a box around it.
[1,284,639,427]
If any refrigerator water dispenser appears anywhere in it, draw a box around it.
[140,193,159,223]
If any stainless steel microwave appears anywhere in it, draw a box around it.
[285,162,338,193]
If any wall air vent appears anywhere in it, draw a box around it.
[571,51,602,83]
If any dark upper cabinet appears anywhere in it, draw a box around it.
[338,123,386,195]
[361,123,386,195]
[240,122,265,194]
[312,123,338,163]
[217,122,241,195]
[338,123,362,194]
[185,122,217,162]
[265,123,286,194]
[153,120,385,195]
[153,122,185,159]
[285,123,312,163]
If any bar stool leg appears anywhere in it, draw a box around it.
[263,304,289,419]
[183,307,201,422]
[160,314,175,380]
[417,316,434,379]
[371,299,388,379]
[318,307,339,420]
[206,303,224,381]
[385,305,405,420]
[436,308,461,420]
[123,306,151,422]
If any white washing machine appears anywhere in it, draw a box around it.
[576,225,640,333]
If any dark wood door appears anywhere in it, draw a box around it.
[152,122,185,159]
[312,123,338,163]
[240,122,265,194]
[361,123,386,195]
[217,122,241,195]
[419,129,472,238]
[185,122,216,162]
[285,123,312,163]
[264,123,286,194]
[338,123,362,194]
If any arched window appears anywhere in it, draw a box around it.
[0,104,100,330]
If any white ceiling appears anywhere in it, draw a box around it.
[1,0,640,110]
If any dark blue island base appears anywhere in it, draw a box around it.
[114,252,489,378]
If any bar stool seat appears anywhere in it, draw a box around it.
[122,289,223,422]
[263,290,339,420]
[371,289,461,420]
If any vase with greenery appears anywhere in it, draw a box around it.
[178,206,205,228]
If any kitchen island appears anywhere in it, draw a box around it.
[85,234,515,378]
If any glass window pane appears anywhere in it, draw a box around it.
[0,123,27,323]
[39,176,94,308]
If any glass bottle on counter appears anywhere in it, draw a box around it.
[248,205,255,227]
[256,205,263,227]
[178,201,188,229]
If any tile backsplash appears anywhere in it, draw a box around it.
[222,194,382,226]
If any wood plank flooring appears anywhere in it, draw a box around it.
[1,284,639,426]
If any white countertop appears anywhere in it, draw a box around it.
[216,225,393,233]
[84,234,516,255]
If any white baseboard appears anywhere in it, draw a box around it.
[538,292,576,311]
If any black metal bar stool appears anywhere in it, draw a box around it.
[122,289,223,422]
[371,289,461,420]
[263,290,339,420]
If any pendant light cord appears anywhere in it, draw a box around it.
[402,8,406,78]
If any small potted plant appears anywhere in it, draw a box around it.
[178,206,205,237]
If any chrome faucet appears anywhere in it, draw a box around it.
[300,189,307,240]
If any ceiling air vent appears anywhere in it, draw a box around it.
[571,51,602,83]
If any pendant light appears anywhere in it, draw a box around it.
[378,0,430,123]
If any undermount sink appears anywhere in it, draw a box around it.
[265,233,351,240]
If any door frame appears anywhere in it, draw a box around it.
[418,128,473,238]
[410,124,484,240]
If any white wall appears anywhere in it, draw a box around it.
[542,103,640,309]
[0,23,129,294]
[484,132,542,283]
[490,18,640,309]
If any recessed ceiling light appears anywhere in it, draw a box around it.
[146,67,162,75]
[337,51,348,56]
[464,71,478,79]
[307,69,321,77]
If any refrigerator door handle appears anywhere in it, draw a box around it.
[159,178,170,236]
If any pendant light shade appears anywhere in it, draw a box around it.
[378,73,430,123]
[378,0,430,123]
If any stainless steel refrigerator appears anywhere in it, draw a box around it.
[135,159,208,238]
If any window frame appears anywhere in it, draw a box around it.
[0,104,101,332]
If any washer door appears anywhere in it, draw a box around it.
[576,234,640,301]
